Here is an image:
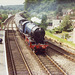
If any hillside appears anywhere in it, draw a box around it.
[0,5,24,14]
[25,0,75,15]
[4,5,24,10]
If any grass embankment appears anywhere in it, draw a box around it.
[45,31,75,49]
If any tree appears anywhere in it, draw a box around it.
[55,5,63,16]
[25,0,38,10]
[0,5,4,9]
[41,14,47,23]
[39,14,48,30]
[2,14,8,22]
[60,15,73,31]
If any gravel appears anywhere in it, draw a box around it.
[46,48,75,75]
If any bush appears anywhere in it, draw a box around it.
[61,33,71,40]
[2,14,8,22]
[39,23,48,30]
[41,14,47,23]
[39,14,48,30]
[50,27,62,34]
[21,12,31,21]
[60,15,73,32]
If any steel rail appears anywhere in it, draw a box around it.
[6,21,17,75]
[6,17,32,75]
[48,46,75,62]
[20,30,67,75]
[47,41,75,56]
[47,41,75,62]
[11,20,33,75]
[46,54,68,75]
[32,50,68,75]
[31,50,52,75]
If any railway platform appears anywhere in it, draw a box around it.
[0,30,8,75]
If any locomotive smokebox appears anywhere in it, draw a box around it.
[33,28,45,43]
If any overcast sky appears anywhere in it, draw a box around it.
[0,0,25,6]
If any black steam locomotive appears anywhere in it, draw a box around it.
[15,13,48,53]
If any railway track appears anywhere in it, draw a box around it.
[15,31,49,75]
[32,52,68,75]
[5,15,69,75]
[15,29,67,75]
[19,33,68,75]
[47,41,75,62]
[5,17,32,75]
[38,54,67,75]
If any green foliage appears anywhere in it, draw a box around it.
[39,14,48,30]
[41,14,47,23]
[25,0,38,10]
[24,0,57,13]
[55,5,63,16]
[0,5,24,14]
[56,0,75,3]
[0,14,7,28]
[24,0,75,15]
[2,10,8,14]
[50,26,62,34]
[54,27,62,33]
[2,14,8,22]
[39,23,48,30]
[61,15,73,31]
[21,12,31,20]
[49,30,55,33]
[61,33,71,39]
[50,15,73,33]
[0,5,24,11]
[52,15,73,33]
[46,30,75,49]
[65,34,71,39]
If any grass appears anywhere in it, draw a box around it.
[45,31,75,49]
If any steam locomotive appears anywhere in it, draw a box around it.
[15,13,48,53]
